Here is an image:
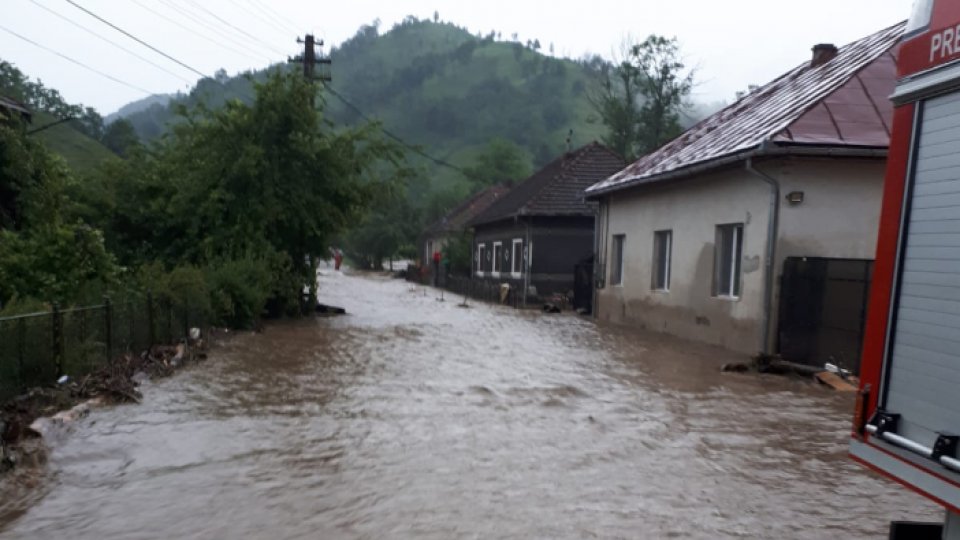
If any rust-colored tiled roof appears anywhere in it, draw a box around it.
[471,142,625,226]
[586,21,904,197]
[422,183,511,237]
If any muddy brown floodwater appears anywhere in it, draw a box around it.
[0,271,942,539]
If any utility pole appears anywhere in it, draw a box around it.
[288,34,331,85]
[287,34,333,311]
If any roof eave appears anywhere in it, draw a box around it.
[584,143,888,200]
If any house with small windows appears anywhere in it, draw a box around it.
[585,22,903,365]
[419,183,510,280]
[469,142,625,309]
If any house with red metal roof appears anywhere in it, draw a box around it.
[585,22,904,368]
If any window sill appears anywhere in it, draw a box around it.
[491,271,501,279]
[475,272,485,278]
[510,272,522,279]
[713,294,741,302]
[651,288,670,294]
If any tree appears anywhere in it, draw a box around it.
[343,186,420,270]
[100,118,140,157]
[591,35,694,161]
[464,138,531,188]
[433,10,439,22]
[0,122,117,306]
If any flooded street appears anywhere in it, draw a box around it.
[0,271,941,539]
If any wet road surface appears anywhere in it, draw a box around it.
[0,271,942,539]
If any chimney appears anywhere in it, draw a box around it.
[811,43,838,67]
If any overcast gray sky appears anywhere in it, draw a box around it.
[2,0,913,115]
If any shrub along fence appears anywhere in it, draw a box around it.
[0,294,207,402]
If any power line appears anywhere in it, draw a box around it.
[26,115,76,135]
[0,24,154,95]
[127,0,269,65]
[63,0,210,79]
[180,0,288,57]
[26,0,194,85]
[232,0,296,38]
[247,0,303,35]
[320,83,470,177]
[152,0,275,64]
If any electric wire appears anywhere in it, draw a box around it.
[0,24,154,95]
[26,116,76,135]
[181,0,288,57]
[231,0,296,38]
[129,0,272,64]
[63,0,210,79]
[26,0,194,85]
[321,83,470,177]
[154,0,276,64]
[246,0,304,35]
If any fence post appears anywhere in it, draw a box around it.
[129,302,135,352]
[166,298,173,343]
[17,317,26,385]
[52,302,63,378]
[147,292,155,346]
[104,296,113,366]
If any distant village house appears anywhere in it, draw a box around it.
[470,142,624,309]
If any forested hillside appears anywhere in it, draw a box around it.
[117,18,609,202]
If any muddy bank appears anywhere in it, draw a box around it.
[0,337,211,476]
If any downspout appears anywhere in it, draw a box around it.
[593,198,608,318]
[591,201,601,317]
[524,218,531,308]
[744,155,780,356]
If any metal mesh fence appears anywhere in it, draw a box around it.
[0,295,208,401]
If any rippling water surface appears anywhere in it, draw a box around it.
[0,271,941,539]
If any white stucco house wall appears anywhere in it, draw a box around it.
[584,22,904,358]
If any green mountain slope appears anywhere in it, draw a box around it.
[119,18,607,194]
[327,20,606,175]
[32,112,118,172]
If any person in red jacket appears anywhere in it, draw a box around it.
[334,249,343,271]
[432,250,441,286]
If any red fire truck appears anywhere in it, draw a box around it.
[852,1,960,537]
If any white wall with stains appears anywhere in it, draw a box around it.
[595,156,885,355]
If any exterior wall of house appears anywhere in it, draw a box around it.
[773,157,885,267]
[473,216,594,298]
[595,157,886,354]
[422,235,449,266]
[596,168,771,353]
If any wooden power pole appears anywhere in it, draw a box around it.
[288,34,331,84]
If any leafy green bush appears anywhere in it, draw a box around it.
[133,262,211,322]
[205,256,273,329]
[0,224,118,307]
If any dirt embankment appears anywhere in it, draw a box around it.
[1,338,212,475]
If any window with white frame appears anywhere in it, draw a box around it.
[511,239,523,276]
[476,243,486,276]
[714,224,743,298]
[611,234,625,286]
[652,230,672,291]
[492,241,503,276]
